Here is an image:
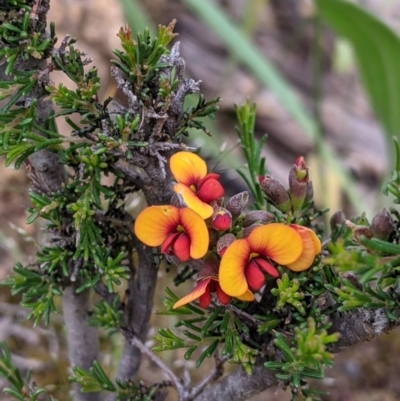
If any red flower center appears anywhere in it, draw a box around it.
[160,232,191,262]
[199,279,231,308]
[244,257,279,291]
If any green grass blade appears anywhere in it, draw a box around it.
[118,0,155,34]
[180,0,364,211]
[315,0,400,157]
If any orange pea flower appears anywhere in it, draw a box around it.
[219,223,320,297]
[173,277,230,309]
[286,224,322,272]
[170,151,224,219]
[134,205,209,262]
[173,257,254,309]
[172,277,255,309]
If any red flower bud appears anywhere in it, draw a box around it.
[259,175,291,213]
[294,156,308,181]
[288,157,309,212]
[211,207,232,231]
[197,173,224,203]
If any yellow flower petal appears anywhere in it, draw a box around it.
[247,223,303,265]
[173,278,211,309]
[219,239,251,297]
[174,183,214,219]
[170,151,207,186]
[304,226,322,255]
[235,289,255,302]
[134,205,180,246]
[180,208,209,259]
[286,226,321,272]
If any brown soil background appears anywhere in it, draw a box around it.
[1,1,400,400]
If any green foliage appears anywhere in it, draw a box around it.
[265,318,338,399]
[2,15,215,327]
[1,263,61,326]
[176,94,220,138]
[324,159,400,316]
[112,22,177,90]
[271,273,306,316]
[70,361,164,400]
[0,342,56,401]
[4,2,400,400]
[0,343,24,391]
[383,138,400,202]
[316,0,400,152]
[0,4,54,75]
[234,101,267,209]
[155,289,258,373]
[90,297,123,334]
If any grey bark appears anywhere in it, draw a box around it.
[1,1,100,399]
[193,362,278,401]
[62,286,100,401]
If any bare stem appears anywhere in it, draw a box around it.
[129,336,183,393]
[2,2,100,401]
[192,361,277,401]
[62,285,101,401]
[116,244,159,381]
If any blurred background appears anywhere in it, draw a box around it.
[1,0,400,400]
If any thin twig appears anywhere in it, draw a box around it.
[129,336,184,395]
[189,355,229,399]
[225,304,262,326]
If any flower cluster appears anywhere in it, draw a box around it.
[134,152,321,309]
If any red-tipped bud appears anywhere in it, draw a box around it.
[288,157,308,212]
[242,210,274,227]
[294,156,308,181]
[330,210,346,232]
[216,233,236,256]
[371,208,393,241]
[259,175,291,213]
[225,191,249,218]
[211,207,232,231]
[197,173,224,203]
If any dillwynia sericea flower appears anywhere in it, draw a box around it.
[173,255,253,309]
[219,223,321,299]
[134,205,209,262]
[133,150,322,309]
[170,151,224,219]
